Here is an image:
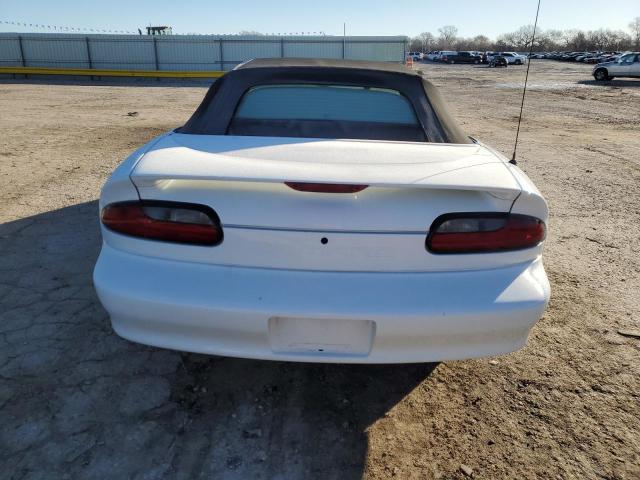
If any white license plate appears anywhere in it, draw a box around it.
[268,317,375,356]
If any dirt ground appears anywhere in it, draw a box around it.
[1,61,639,479]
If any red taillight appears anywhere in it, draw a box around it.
[101,201,222,246]
[427,213,546,254]
[285,182,368,193]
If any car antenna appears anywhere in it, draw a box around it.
[510,0,542,165]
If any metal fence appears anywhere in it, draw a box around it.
[0,33,408,72]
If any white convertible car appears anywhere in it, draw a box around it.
[94,59,549,363]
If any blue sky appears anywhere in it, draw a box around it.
[0,0,638,38]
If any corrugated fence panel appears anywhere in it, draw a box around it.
[222,38,281,70]
[284,39,343,59]
[0,33,407,72]
[89,36,155,70]
[156,37,221,71]
[346,39,407,61]
[22,36,89,68]
[0,36,22,65]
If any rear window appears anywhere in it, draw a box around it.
[228,83,426,141]
[234,84,418,125]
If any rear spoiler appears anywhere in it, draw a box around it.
[131,133,523,199]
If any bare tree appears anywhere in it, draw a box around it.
[560,29,580,49]
[581,29,632,51]
[608,30,632,50]
[587,29,609,51]
[630,17,640,49]
[437,25,458,48]
[497,25,541,50]
[419,32,435,52]
[470,35,491,51]
[512,25,535,49]
[409,37,422,52]
[538,29,563,50]
[496,32,516,50]
[571,31,588,51]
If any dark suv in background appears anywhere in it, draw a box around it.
[441,51,482,64]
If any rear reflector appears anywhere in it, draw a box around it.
[285,182,368,193]
[427,213,545,254]
[101,201,222,246]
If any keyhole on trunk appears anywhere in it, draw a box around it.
[321,237,328,245]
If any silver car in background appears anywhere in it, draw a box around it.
[593,52,640,81]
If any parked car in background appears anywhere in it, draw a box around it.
[436,51,457,62]
[441,51,482,64]
[598,54,621,63]
[582,55,602,64]
[94,58,550,364]
[407,52,423,61]
[482,51,497,63]
[426,51,441,61]
[492,52,527,65]
[564,53,585,61]
[593,52,640,81]
[542,51,624,63]
[489,55,508,68]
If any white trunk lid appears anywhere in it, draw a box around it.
[133,133,521,197]
[125,133,527,272]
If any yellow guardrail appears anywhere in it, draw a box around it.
[0,66,226,78]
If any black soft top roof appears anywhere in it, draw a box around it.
[179,58,470,144]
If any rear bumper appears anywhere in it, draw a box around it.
[93,244,550,363]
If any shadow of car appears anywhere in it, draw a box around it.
[0,200,438,478]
